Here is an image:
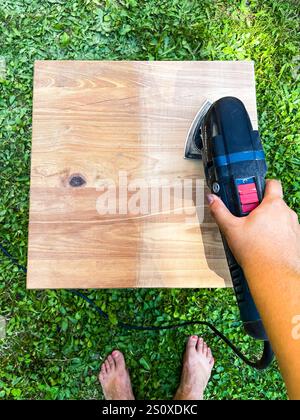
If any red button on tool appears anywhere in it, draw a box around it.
[241,202,259,213]
[237,182,259,213]
[238,183,257,194]
[240,192,259,204]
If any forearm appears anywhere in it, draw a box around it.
[245,266,300,400]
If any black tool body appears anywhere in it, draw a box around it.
[198,97,268,340]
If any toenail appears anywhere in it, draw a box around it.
[192,335,197,339]
[112,350,119,356]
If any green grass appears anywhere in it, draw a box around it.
[0,0,299,400]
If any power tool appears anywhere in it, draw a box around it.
[185,96,274,368]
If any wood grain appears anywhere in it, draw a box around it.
[27,61,258,289]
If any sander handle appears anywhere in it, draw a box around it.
[221,235,268,341]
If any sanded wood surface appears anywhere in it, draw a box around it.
[27,61,258,289]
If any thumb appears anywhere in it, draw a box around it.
[207,194,239,233]
[263,179,283,200]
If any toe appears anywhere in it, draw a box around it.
[112,350,126,370]
[101,363,107,374]
[105,360,111,373]
[187,335,198,350]
[207,347,212,359]
[108,355,115,369]
[197,337,204,353]
[99,363,106,383]
[203,341,208,355]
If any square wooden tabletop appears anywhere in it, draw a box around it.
[27,60,258,289]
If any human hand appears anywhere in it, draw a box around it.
[208,179,300,280]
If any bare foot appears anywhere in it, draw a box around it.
[174,336,214,400]
[99,350,135,400]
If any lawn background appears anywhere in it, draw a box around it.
[0,0,299,400]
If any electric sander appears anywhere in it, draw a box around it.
[185,96,273,368]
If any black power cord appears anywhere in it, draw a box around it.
[1,243,273,370]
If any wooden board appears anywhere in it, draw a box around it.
[27,61,258,289]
